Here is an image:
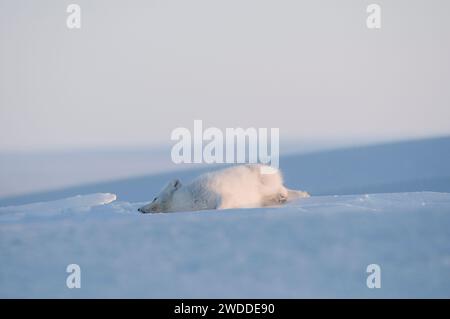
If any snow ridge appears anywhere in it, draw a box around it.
[0,193,117,219]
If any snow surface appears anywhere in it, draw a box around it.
[0,193,116,221]
[1,191,450,298]
[1,138,450,298]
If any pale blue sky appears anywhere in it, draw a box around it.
[1,0,449,151]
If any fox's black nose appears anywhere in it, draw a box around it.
[138,208,143,213]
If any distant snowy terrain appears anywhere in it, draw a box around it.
[2,137,450,207]
[1,191,450,298]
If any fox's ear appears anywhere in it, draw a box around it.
[173,179,182,190]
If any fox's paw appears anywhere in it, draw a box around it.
[300,191,310,198]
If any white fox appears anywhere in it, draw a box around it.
[138,164,309,213]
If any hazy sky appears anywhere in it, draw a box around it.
[1,0,449,151]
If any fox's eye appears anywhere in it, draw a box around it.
[152,197,157,203]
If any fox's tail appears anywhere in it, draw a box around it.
[287,189,310,201]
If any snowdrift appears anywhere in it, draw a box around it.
[1,191,450,298]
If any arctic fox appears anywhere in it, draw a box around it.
[138,164,309,213]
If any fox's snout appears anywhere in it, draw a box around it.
[138,207,152,213]
[138,205,160,213]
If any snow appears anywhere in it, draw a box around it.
[1,138,450,298]
[0,193,116,216]
[1,191,450,298]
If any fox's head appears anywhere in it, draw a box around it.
[138,179,182,213]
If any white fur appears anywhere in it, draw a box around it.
[138,164,309,213]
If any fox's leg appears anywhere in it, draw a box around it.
[287,189,310,200]
[215,196,229,210]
